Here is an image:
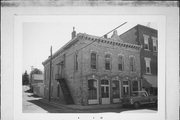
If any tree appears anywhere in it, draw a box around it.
[22,70,29,85]
[29,68,43,92]
[30,68,43,74]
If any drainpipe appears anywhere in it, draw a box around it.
[49,46,52,102]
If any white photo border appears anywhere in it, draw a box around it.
[14,10,165,120]
[2,6,179,120]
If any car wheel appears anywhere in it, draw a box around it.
[134,102,140,109]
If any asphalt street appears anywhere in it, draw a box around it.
[23,86,157,113]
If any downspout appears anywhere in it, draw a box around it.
[137,26,143,90]
[80,46,83,105]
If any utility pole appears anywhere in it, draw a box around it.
[48,46,52,102]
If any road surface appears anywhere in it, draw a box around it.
[23,85,157,113]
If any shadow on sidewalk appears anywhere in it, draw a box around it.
[27,99,63,113]
[25,89,33,93]
[28,94,40,98]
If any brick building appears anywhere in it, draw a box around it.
[119,24,158,95]
[42,28,141,105]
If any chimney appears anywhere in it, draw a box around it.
[111,30,123,42]
[104,34,107,38]
[71,27,76,39]
[147,22,151,28]
[111,30,118,38]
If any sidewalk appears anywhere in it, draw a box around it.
[39,98,123,110]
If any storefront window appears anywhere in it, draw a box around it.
[132,81,138,91]
[88,79,97,99]
[112,80,120,98]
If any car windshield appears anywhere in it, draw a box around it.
[131,91,148,97]
[131,92,139,96]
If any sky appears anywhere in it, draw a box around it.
[23,15,157,74]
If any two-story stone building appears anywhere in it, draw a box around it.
[119,24,158,95]
[42,28,141,105]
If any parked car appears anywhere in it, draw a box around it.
[122,91,157,109]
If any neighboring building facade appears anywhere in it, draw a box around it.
[42,29,141,105]
[119,24,158,95]
[31,74,44,97]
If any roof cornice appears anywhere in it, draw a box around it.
[42,33,141,66]
[79,33,141,50]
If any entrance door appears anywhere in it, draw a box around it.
[123,81,130,96]
[112,80,121,103]
[101,80,110,104]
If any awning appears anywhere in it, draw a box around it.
[142,75,157,88]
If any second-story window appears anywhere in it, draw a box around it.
[105,54,111,70]
[143,34,149,50]
[74,53,78,71]
[91,52,97,69]
[145,57,151,74]
[130,56,135,72]
[152,37,157,52]
[118,55,124,71]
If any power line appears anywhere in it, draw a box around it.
[74,22,127,54]
[51,22,127,61]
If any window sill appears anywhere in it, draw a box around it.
[144,49,151,51]
[130,71,136,74]
[145,73,152,75]
[91,68,97,71]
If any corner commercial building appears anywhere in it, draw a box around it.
[42,28,142,105]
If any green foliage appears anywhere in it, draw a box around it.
[22,70,29,85]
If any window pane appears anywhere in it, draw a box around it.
[144,44,149,49]
[105,54,111,70]
[105,61,110,70]
[144,39,148,44]
[105,54,110,59]
[91,53,96,69]
[153,46,157,51]
[123,81,128,85]
[75,54,78,70]
[123,81,129,96]
[153,39,157,46]
[101,86,109,98]
[118,56,123,71]
[130,57,135,72]
[101,79,109,85]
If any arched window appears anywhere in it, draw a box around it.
[91,52,97,69]
[74,53,78,71]
[88,79,98,99]
[118,55,124,71]
[130,56,135,72]
[105,54,111,70]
